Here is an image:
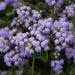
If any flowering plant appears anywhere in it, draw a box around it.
[0,0,75,75]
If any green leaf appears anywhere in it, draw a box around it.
[60,72,66,75]
[55,73,60,75]
[7,71,13,75]
[55,72,66,75]
[71,0,75,3]
[35,72,41,75]
[50,68,55,75]
[40,51,48,63]
[56,28,60,32]
[13,70,18,75]
[69,68,75,75]
[63,60,75,75]
[6,11,14,16]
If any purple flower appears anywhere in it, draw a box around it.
[14,61,19,66]
[0,2,7,11]
[59,37,64,43]
[32,41,40,47]
[55,32,61,38]
[54,39,60,45]
[62,33,67,38]
[43,28,50,34]
[45,0,63,7]
[44,46,50,51]
[51,60,55,67]
[65,38,70,43]
[60,59,64,65]
[51,59,64,73]
[35,46,41,52]
[6,62,12,67]
[55,46,61,51]
[41,39,49,48]
[30,50,34,54]
[36,34,45,41]
[60,28,66,33]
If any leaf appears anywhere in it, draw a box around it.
[13,70,19,75]
[40,51,48,63]
[69,68,75,75]
[60,72,66,75]
[7,71,13,75]
[71,0,75,3]
[50,69,55,75]
[23,63,30,70]
[55,73,60,75]
[6,11,14,16]
[35,72,41,75]
[56,28,60,32]
[63,60,75,75]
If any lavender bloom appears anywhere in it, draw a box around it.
[16,70,23,75]
[41,39,49,48]
[54,39,60,45]
[0,27,17,39]
[0,2,7,11]
[51,59,64,73]
[4,32,42,66]
[45,0,63,8]
[32,41,40,47]
[14,61,19,66]
[55,32,61,38]
[65,48,75,60]
[5,0,22,7]
[43,28,50,34]
[13,2,22,7]
[59,37,64,43]
[63,4,75,17]
[11,6,41,31]
[0,37,10,53]
[44,46,50,51]
[35,46,41,52]
[55,46,61,51]
[60,28,66,33]
[0,71,7,75]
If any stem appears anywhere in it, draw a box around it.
[32,54,35,75]
[12,66,15,75]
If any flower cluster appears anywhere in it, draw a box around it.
[0,0,22,11]
[45,0,63,7]
[4,50,29,67]
[49,19,75,73]
[0,37,10,53]
[11,6,41,31]
[0,2,7,11]
[51,59,64,73]
[0,71,7,75]
[0,70,23,75]
[5,0,22,7]
[63,4,75,17]
[4,32,43,66]
[53,20,75,60]
[0,27,17,53]
[4,13,75,73]
[30,18,54,51]
[16,70,23,75]
[0,27,17,39]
